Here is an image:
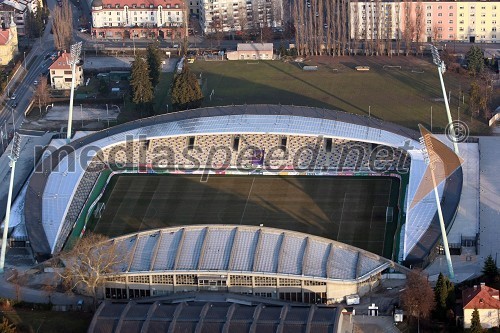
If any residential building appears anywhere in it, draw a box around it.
[188,0,198,16]
[226,42,273,60]
[0,0,42,36]
[91,0,186,40]
[462,283,500,329]
[49,52,84,90]
[0,14,18,65]
[198,0,283,34]
[349,1,499,44]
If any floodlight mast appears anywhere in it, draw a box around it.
[419,134,455,279]
[0,133,21,273]
[66,42,83,143]
[429,44,459,155]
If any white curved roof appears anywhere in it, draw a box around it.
[110,225,393,282]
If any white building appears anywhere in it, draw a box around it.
[226,42,273,60]
[49,52,84,90]
[199,0,283,34]
[463,283,500,329]
[0,0,42,36]
[91,0,186,40]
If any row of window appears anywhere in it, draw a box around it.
[108,274,328,287]
[101,3,180,9]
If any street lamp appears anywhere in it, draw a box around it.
[429,44,459,154]
[23,52,26,70]
[6,75,9,97]
[419,125,454,279]
[66,42,82,143]
[0,132,21,273]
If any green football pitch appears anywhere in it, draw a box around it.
[91,174,400,257]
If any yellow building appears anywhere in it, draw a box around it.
[0,14,18,66]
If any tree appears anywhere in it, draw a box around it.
[434,272,455,320]
[56,233,126,310]
[130,55,154,106]
[467,46,484,76]
[98,78,109,95]
[401,269,435,328]
[470,308,483,333]
[33,75,49,116]
[171,66,203,111]
[146,43,162,87]
[482,255,498,280]
[53,0,73,51]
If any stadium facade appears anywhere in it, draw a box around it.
[25,105,462,278]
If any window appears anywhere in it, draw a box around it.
[449,5,453,9]
[129,275,150,283]
[493,35,497,39]
[427,13,431,17]
[279,278,301,286]
[176,274,197,285]
[459,20,464,24]
[438,5,442,9]
[493,27,497,32]
[427,20,431,24]
[438,13,442,17]
[449,20,453,24]
[449,27,453,31]
[303,280,326,286]
[426,5,431,9]
[254,277,277,286]
[230,275,252,286]
[449,13,453,17]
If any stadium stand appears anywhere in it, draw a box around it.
[99,225,396,303]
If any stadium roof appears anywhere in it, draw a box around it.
[107,225,393,282]
[88,293,344,333]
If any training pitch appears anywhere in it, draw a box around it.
[92,174,400,256]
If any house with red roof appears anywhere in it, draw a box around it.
[462,282,500,328]
[90,0,186,40]
[49,51,84,90]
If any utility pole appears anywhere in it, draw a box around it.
[66,42,82,143]
[0,133,21,273]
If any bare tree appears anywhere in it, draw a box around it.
[34,75,50,116]
[401,269,435,328]
[52,0,73,51]
[238,5,249,41]
[395,0,401,55]
[56,233,126,310]
[414,0,424,55]
[402,0,414,55]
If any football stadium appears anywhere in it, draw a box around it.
[24,104,463,304]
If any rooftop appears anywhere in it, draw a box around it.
[237,43,273,52]
[106,225,393,282]
[462,283,500,310]
[0,28,11,45]
[88,293,343,333]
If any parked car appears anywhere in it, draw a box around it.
[10,94,16,100]
[12,102,17,108]
[79,28,88,33]
[33,80,38,85]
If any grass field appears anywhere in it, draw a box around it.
[91,174,400,257]
[119,56,491,134]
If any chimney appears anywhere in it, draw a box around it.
[473,285,477,290]
[480,282,486,289]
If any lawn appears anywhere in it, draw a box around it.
[121,55,491,134]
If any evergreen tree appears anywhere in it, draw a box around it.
[466,46,484,76]
[171,66,203,111]
[482,255,498,280]
[130,55,154,106]
[470,308,483,333]
[434,273,448,319]
[146,42,162,87]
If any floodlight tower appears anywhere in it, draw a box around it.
[0,133,21,273]
[66,42,83,143]
[429,44,459,154]
[419,131,455,279]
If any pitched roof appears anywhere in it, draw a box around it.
[49,52,73,70]
[463,284,500,310]
[0,29,11,45]
[237,43,273,52]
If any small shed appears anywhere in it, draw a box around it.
[227,43,274,60]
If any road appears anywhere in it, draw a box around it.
[0,0,59,154]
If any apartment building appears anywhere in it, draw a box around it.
[0,0,42,36]
[198,0,283,34]
[349,1,499,43]
[91,0,186,40]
